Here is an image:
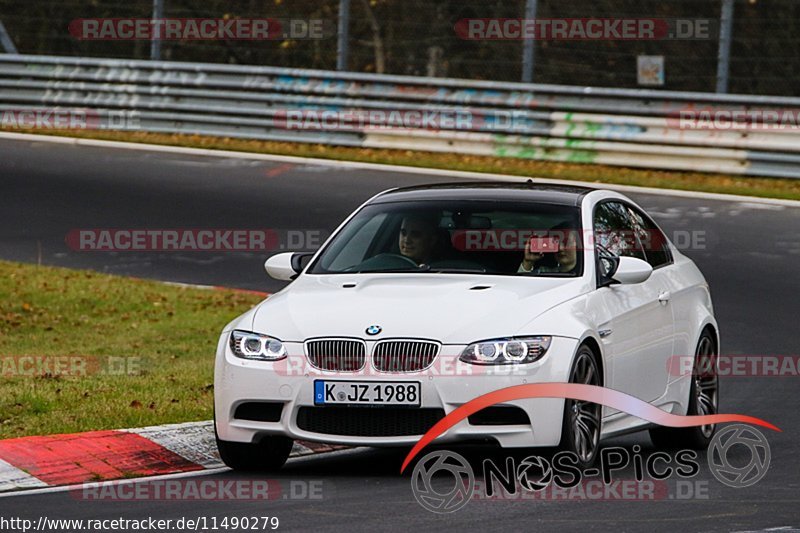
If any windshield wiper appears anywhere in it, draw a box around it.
[424,267,488,274]
[344,266,488,274]
[344,267,422,274]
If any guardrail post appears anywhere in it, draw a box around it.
[337,0,351,71]
[521,0,538,83]
[716,0,735,93]
[150,0,164,61]
[0,20,18,54]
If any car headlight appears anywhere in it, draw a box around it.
[459,336,551,365]
[229,330,287,361]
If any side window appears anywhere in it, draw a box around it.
[593,202,646,260]
[627,206,673,268]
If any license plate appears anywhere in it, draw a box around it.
[314,380,421,406]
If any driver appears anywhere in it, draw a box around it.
[399,214,441,266]
[518,222,580,274]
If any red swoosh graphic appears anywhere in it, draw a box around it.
[400,383,780,473]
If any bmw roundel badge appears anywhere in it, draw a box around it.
[366,325,382,336]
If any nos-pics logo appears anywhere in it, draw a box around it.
[411,424,771,513]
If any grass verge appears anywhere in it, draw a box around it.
[0,260,263,439]
[3,128,800,201]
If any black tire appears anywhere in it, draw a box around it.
[559,345,602,468]
[216,434,294,472]
[649,330,719,450]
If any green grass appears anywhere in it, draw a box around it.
[0,260,264,439]
[4,128,800,201]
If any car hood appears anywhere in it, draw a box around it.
[248,274,589,344]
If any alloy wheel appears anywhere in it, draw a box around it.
[567,350,601,463]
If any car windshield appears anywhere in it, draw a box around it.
[308,200,583,277]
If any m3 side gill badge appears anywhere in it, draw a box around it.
[365,325,382,336]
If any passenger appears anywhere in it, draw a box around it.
[518,223,580,274]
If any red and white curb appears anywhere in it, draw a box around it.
[0,421,343,493]
[0,280,281,493]
[0,259,293,493]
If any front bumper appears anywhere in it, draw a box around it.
[214,334,579,448]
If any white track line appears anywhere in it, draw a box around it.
[1,131,798,207]
[0,459,47,492]
[0,467,229,499]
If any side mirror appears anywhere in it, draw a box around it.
[612,256,653,285]
[264,252,314,281]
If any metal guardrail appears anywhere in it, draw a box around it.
[1,54,799,178]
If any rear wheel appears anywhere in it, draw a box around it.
[649,330,718,450]
[559,345,602,467]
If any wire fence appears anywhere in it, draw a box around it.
[0,0,798,96]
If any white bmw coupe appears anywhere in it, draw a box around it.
[214,183,719,470]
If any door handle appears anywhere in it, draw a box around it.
[658,291,671,305]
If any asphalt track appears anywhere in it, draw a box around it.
[1,137,799,532]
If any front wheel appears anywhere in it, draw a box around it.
[649,330,719,450]
[216,435,294,472]
[559,345,602,467]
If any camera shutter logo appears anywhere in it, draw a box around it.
[708,424,771,488]
[516,455,553,492]
[411,450,474,513]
